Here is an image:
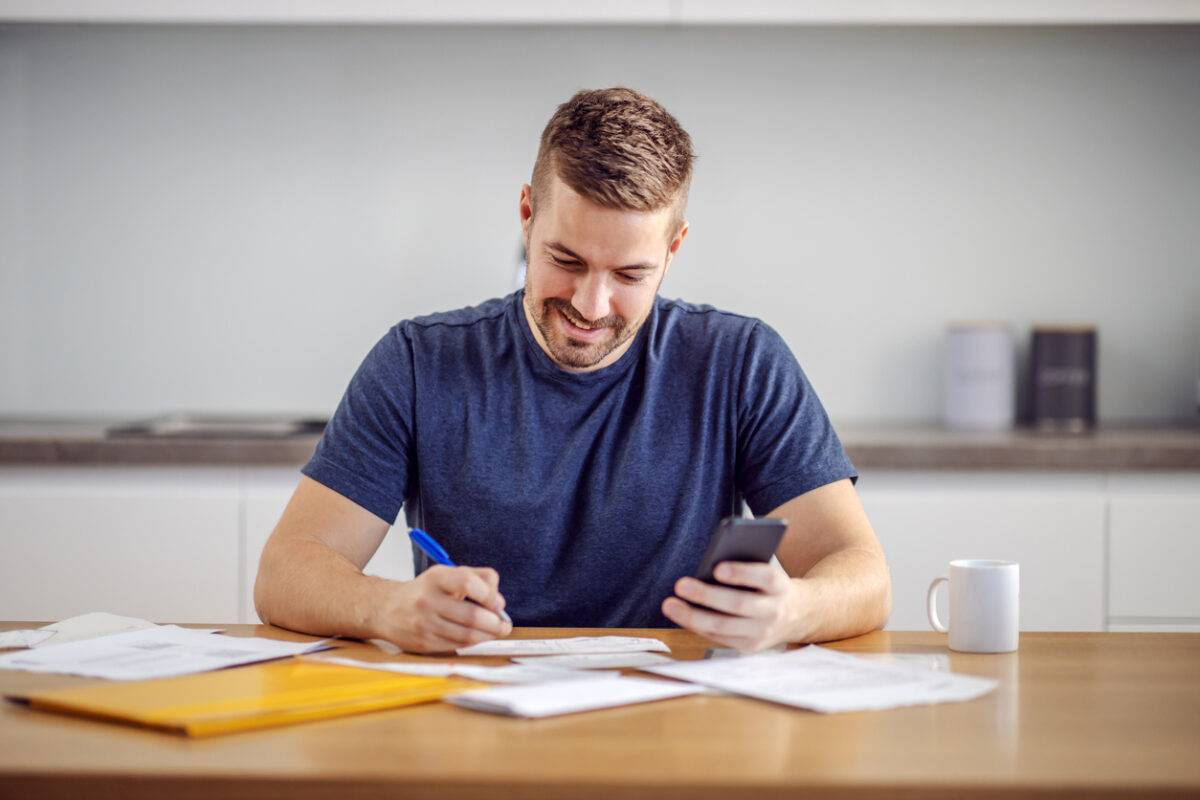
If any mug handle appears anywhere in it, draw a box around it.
[927,577,949,633]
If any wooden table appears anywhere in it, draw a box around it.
[1,624,1198,799]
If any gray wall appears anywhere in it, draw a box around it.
[2,24,1198,423]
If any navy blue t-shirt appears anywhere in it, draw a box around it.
[303,291,855,627]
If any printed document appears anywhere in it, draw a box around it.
[456,635,669,657]
[644,645,997,713]
[0,625,330,681]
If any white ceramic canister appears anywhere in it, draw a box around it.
[943,322,1016,431]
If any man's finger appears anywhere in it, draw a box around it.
[438,594,511,635]
[428,566,507,613]
[712,561,779,591]
[663,595,762,640]
[674,576,769,618]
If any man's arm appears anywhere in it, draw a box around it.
[254,476,511,653]
[661,478,891,651]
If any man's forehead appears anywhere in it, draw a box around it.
[538,178,677,243]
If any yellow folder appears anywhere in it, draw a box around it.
[7,658,474,737]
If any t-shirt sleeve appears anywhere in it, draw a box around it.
[301,325,415,524]
[735,321,857,516]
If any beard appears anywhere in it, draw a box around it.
[527,295,634,370]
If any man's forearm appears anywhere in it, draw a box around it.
[787,546,892,643]
[254,537,390,641]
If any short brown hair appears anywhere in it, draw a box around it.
[530,87,694,225]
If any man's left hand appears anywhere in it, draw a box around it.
[661,560,804,653]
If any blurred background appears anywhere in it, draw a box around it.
[2,19,1198,424]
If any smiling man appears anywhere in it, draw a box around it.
[255,87,891,654]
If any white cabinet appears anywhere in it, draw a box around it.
[0,466,417,625]
[2,465,1195,629]
[0,467,240,623]
[856,471,1107,632]
[1107,473,1200,632]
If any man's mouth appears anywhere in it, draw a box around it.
[551,302,614,336]
[563,313,603,331]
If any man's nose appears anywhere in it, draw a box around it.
[571,273,612,322]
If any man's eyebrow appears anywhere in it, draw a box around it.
[546,242,585,262]
[546,242,656,272]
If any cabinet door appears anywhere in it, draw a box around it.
[240,469,415,624]
[0,467,240,623]
[856,471,1106,632]
[1108,473,1200,626]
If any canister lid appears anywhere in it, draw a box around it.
[948,320,1012,331]
[1032,324,1097,334]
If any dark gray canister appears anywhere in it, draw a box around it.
[1030,326,1097,431]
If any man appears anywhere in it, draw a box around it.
[255,87,890,654]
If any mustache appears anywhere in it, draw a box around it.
[544,298,621,330]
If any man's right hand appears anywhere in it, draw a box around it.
[370,565,512,654]
[255,477,512,655]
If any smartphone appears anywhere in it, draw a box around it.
[694,516,787,585]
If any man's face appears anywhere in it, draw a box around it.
[520,176,688,372]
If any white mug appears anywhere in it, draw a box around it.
[927,559,1019,653]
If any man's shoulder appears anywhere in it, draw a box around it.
[653,296,774,344]
[650,297,796,378]
[405,294,514,333]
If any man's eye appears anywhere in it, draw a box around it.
[551,257,580,269]
[619,272,647,284]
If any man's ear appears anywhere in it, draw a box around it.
[519,184,534,249]
[664,220,689,275]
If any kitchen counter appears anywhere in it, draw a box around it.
[837,422,1200,470]
[2,417,1199,470]
[0,418,320,467]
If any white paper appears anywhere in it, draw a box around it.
[643,645,997,713]
[317,656,456,677]
[316,655,610,685]
[456,636,670,657]
[454,664,616,684]
[512,652,675,669]
[33,611,159,649]
[0,625,331,680]
[0,630,56,649]
[447,675,703,717]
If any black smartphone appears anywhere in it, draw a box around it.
[694,516,787,585]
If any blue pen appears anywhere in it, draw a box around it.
[408,528,512,624]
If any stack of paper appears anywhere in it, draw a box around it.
[0,611,158,650]
[643,645,997,713]
[0,625,331,680]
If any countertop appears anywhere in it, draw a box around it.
[2,417,1199,470]
[4,626,1200,800]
